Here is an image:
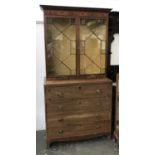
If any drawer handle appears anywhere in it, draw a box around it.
[96,102,101,106]
[79,124,82,127]
[58,130,64,134]
[78,101,82,105]
[96,89,102,94]
[48,98,51,101]
[58,118,64,122]
[58,105,63,110]
[57,92,63,97]
[96,125,101,129]
[96,114,100,117]
[47,89,51,92]
[78,86,82,90]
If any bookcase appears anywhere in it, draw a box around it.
[40,5,112,146]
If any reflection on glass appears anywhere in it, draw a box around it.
[46,18,76,76]
[80,19,106,74]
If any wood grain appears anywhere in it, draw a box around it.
[44,79,112,145]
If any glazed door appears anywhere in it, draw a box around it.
[45,17,76,76]
[79,18,107,75]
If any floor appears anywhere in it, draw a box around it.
[36,130,119,155]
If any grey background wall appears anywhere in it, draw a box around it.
[36,0,119,131]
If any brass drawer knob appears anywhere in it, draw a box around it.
[58,105,63,110]
[96,125,100,129]
[48,98,51,101]
[58,130,64,134]
[79,124,82,127]
[96,89,102,94]
[96,114,100,117]
[96,102,101,106]
[58,118,64,122]
[57,92,63,97]
[78,101,82,105]
[47,89,51,92]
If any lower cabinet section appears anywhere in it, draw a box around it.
[44,78,112,145]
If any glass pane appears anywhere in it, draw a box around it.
[80,18,106,74]
[46,18,76,76]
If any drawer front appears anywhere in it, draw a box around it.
[47,112,111,127]
[46,98,111,115]
[45,83,112,99]
[47,122,110,139]
[46,113,111,139]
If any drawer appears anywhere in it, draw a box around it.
[47,123,110,139]
[45,83,112,99]
[47,108,111,118]
[47,114,111,139]
[47,112,111,126]
[46,96,111,105]
[47,122,111,138]
[46,98,111,115]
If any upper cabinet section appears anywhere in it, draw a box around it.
[40,5,111,78]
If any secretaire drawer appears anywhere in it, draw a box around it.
[45,83,112,99]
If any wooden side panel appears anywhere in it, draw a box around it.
[114,73,119,143]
